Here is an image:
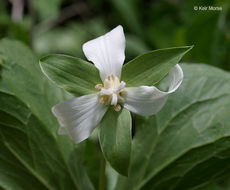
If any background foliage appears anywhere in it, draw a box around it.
[0,0,230,189]
[1,0,230,68]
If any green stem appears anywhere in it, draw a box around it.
[99,152,105,190]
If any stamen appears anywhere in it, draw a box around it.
[114,104,121,112]
[108,75,115,81]
[95,84,103,90]
[119,90,127,97]
[100,88,113,95]
[111,94,118,105]
[116,81,126,92]
[98,75,126,108]
[99,97,105,104]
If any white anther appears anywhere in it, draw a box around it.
[100,88,113,95]
[114,104,121,112]
[111,94,118,105]
[99,75,126,107]
[95,84,103,90]
[116,81,126,92]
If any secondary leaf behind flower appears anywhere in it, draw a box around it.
[40,54,101,96]
[114,64,230,190]
[121,46,193,87]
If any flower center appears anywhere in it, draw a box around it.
[95,75,126,111]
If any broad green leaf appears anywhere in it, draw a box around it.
[40,54,101,96]
[121,46,193,87]
[99,108,132,176]
[0,139,47,190]
[114,64,230,190]
[83,140,101,188]
[0,39,94,190]
[195,176,230,190]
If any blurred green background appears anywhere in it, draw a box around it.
[0,0,229,69]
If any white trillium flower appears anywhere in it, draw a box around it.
[52,25,184,143]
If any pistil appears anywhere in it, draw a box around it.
[95,75,126,111]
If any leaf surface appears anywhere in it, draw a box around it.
[99,108,132,176]
[121,46,192,87]
[40,54,101,96]
[0,39,94,190]
[114,64,230,190]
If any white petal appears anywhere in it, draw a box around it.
[82,25,125,81]
[123,64,183,116]
[52,94,108,143]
